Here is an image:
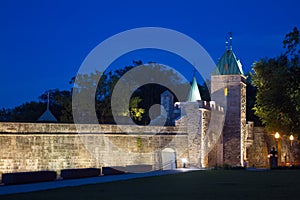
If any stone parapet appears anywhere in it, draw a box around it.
[0,122,185,135]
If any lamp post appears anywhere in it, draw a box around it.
[289,134,294,146]
[289,134,294,166]
[275,132,280,166]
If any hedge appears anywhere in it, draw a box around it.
[102,167,125,175]
[60,168,101,179]
[2,171,57,185]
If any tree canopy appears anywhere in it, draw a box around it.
[1,61,208,125]
[252,27,300,136]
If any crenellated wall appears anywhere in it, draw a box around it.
[174,100,225,168]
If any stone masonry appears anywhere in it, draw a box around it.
[0,122,188,176]
[211,75,247,166]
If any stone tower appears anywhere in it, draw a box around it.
[211,41,247,166]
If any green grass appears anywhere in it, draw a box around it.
[1,170,300,200]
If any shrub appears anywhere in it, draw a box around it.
[102,167,125,175]
[60,168,101,179]
[2,171,57,185]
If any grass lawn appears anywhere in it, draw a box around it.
[1,170,300,200]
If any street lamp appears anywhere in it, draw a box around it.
[289,134,294,146]
[275,132,280,140]
[289,134,294,166]
[274,132,280,166]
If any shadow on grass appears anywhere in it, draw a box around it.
[1,170,300,200]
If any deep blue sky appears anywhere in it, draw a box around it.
[1,0,299,108]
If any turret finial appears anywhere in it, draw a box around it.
[229,32,233,50]
[225,37,229,50]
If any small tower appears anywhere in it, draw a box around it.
[160,90,174,125]
[187,76,202,102]
[38,92,58,122]
[211,33,247,166]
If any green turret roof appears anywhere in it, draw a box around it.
[212,50,244,75]
[187,76,201,102]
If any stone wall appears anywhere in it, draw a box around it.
[175,102,202,168]
[211,75,247,166]
[175,101,224,168]
[0,134,97,175]
[246,126,300,168]
[0,122,188,176]
[0,122,185,134]
[246,127,269,167]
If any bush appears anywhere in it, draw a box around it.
[213,164,245,170]
[61,168,101,180]
[2,171,57,185]
[102,167,125,175]
[271,165,300,170]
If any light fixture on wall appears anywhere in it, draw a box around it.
[181,158,188,168]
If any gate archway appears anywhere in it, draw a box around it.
[161,148,176,170]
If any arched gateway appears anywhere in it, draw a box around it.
[161,148,176,170]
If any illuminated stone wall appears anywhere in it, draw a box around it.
[211,75,247,166]
[246,126,300,168]
[245,126,269,167]
[175,101,224,168]
[0,122,188,175]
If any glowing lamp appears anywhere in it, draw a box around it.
[181,158,188,168]
[181,158,188,163]
[275,132,280,139]
[224,87,228,96]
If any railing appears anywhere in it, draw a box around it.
[159,160,177,170]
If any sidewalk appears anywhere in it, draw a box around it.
[0,168,198,195]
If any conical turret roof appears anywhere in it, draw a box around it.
[187,76,202,102]
[212,49,244,75]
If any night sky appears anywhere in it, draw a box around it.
[0,0,299,108]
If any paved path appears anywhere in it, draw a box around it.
[0,168,198,195]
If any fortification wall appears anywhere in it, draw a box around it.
[0,122,185,134]
[174,100,224,167]
[246,126,300,168]
[0,122,188,175]
[246,127,269,167]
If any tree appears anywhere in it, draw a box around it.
[39,89,73,122]
[0,108,11,121]
[9,101,45,122]
[245,72,261,125]
[72,61,145,124]
[283,27,300,58]
[252,27,300,136]
[129,63,190,125]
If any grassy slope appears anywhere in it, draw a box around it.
[1,170,300,200]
